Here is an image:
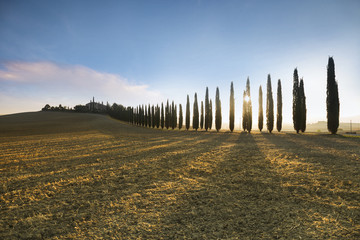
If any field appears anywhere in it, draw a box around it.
[1,112,360,239]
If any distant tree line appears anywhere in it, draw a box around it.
[42,57,339,134]
[42,104,73,112]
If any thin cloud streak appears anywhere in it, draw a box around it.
[0,61,161,114]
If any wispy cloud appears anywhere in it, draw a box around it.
[0,61,161,114]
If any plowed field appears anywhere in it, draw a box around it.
[1,112,359,239]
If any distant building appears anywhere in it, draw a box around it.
[85,97,107,112]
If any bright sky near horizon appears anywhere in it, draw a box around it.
[1,0,359,126]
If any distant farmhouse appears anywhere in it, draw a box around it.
[86,97,107,112]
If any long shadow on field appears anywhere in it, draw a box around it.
[259,133,360,238]
[158,132,299,239]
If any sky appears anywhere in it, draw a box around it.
[1,0,359,126]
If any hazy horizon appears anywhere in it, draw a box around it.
[1,1,359,124]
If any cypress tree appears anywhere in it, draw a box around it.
[179,104,183,130]
[171,101,175,129]
[148,104,151,127]
[142,105,145,127]
[173,105,177,129]
[137,105,140,126]
[193,93,199,131]
[156,104,160,128]
[145,105,148,127]
[169,103,173,129]
[152,105,155,128]
[215,87,222,132]
[209,99,213,130]
[135,106,138,125]
[186,95,190,130]
[246,78,252,133]
[229,81,235,132]
[200,101,204,130]
[165,100,170,129]
[161,102,164,129]
[327,57,339,134]
[242,90,247,131]
[277,79,282,132]
[266,74,274,133]
[299,79,306,132]
[258,85,263,132]
[205,87,209,131]
[293,68,301,133]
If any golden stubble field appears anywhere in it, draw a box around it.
[1,112,359,239]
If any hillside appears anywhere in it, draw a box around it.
[1,112,359,239]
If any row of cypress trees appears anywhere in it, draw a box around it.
[132,101,184,130]
[128,57,339,134]
[292,69,307,133]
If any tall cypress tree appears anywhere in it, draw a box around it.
[165,100,170,129]
[171,101,175,129]
[293,68,301,133]
[186,95,190,130]
[327,57,339,134]
[142,104,145,127]
[229,81,235,132]
[209,99,213,130]
[193,93,199,131]
[174,104,178,129]
[147,104,150,127]
[156,104,160,128]
[266,74,274,133]
[205,87,209,131]
[246,78,252,133]
[145,105,148,127]
[179,104,183,130]
[161,102,164,129]
[215,87,222,132]
[152,105,155,128]
[258,85,263,132]
[299,79,306,132]
[242,90,247,131]
[277,79,282,132]
[200,101,204,130]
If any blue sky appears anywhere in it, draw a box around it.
[1,0,359,126]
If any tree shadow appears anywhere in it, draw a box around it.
[258,133,360,238]
[158,133,316,238]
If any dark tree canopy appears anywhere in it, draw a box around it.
[277,79,282,132]
[205,87,210,131]
[152,105,155,128]
[242,91,246,131]
[258,85,263,132]
[215,87,222,132]
[327,57,339,134]
[209,99,213,130]
[266,74,274,133]
[179,104,183,130]
[171,101,175,129]
[145,106,148,127]
[156,104,160,128]
[142,105,145,127]
[293,68,301,133]
[246,78,252,133]
[148,104,151,127]
[229,82,235,132]
[161,102,164,129]
[193,93,199,131]
[165,100,170,129]
[186,95,190,130]
[200,101,204,130]
[242,78,252,132]
[299,79,306,133]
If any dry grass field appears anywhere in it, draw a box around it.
[1,112,360,239]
